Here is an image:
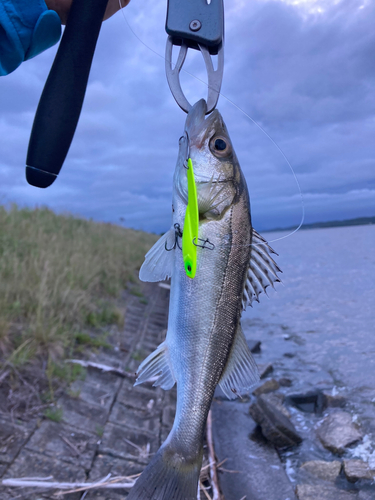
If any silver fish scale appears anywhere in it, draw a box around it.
[166,189,252,460]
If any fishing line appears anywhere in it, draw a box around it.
[117,1,305,244]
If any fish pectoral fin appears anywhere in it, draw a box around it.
[134,341,176,390]
[218,324,259,400]
[242,228,283,310]
[139,227,176,282]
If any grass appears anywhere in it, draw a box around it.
[0,204,157,393]
[44,406,64,423]
[95,425,105,438]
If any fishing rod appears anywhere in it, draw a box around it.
[26,0,109,188]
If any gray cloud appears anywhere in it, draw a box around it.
[1,0,374,234]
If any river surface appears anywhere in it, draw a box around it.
[242,224,375,489]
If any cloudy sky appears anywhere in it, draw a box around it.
[1,0,374,233]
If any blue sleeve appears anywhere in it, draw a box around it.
[0,0,61,76]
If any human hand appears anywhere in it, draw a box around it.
[45,0,131,25]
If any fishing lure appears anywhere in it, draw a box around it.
[182,158,199,278]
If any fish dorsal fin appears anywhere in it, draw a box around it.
[134,341,176,390]
[139,227,176,282]
[219,323,259,399]
[242,229,282,310]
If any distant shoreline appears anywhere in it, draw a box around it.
[263,216,375,233]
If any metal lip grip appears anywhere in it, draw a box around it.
[165,0,224,115]
[26,0,109,188]
[166,0,223,54]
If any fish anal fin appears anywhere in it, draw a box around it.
[219,324,259,400]
[135,341,176,391]
[242,228,282,310]
[139,227,176,282]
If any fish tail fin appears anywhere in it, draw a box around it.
[127,441,202,500]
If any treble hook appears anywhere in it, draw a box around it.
[165,223,183,251]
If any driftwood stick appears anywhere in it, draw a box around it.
[65,359,135,378]
[80,474,111,499]
[0,369,10,384]
[57,473,114,496]
[199,480,213,500]
[1,477,135,490]
[206,409,221,500]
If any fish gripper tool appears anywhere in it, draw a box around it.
[165,0,224,115]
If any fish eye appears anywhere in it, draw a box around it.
[215,138,227,151]
[209,135,232,157]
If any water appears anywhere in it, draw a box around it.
[242,224,375,488]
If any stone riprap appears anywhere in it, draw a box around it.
[316,411,363,455]
[295,484,358,500]
[299,460,342,482]
[343,459,375,483]
[249,393,302,448]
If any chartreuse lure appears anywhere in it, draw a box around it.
[182,158,199,279]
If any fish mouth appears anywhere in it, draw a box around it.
[185,100,224,151]
[185,99,207,137]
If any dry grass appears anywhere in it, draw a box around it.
[0,204,157,401]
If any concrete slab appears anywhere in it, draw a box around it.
[25,420,98,470]
[89,453,144,480]
[161,405,176,432]
[116,379,160,412]
[2,448,85,499]
[84,454,144,499]
[109,402,160,435]
[0,414,36,465]
[69,379,117,412]
[99,422,159,465]
[58,393,109,435]
[212,400,297,500]
[84,491,128,499]
[69,367,122,406]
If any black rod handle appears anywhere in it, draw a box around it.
[26,0,109,188]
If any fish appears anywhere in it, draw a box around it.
[127,99,281,500]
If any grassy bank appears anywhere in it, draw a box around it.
[0,205,157,400]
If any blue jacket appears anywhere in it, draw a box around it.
[0,0,61,76]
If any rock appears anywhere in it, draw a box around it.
[252,379,280,396]
[262,393,291,419]
[247,339,261,353]
[295,484,357,500]
[322,390,346,409]
[257,363,274,379]
[286,390,325,414]
[358,491,375,500]
[343,459,375,482]
[249,394,302,448]
[316,411,363,454]
[300,460,342,481]
[279,377,293,387]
